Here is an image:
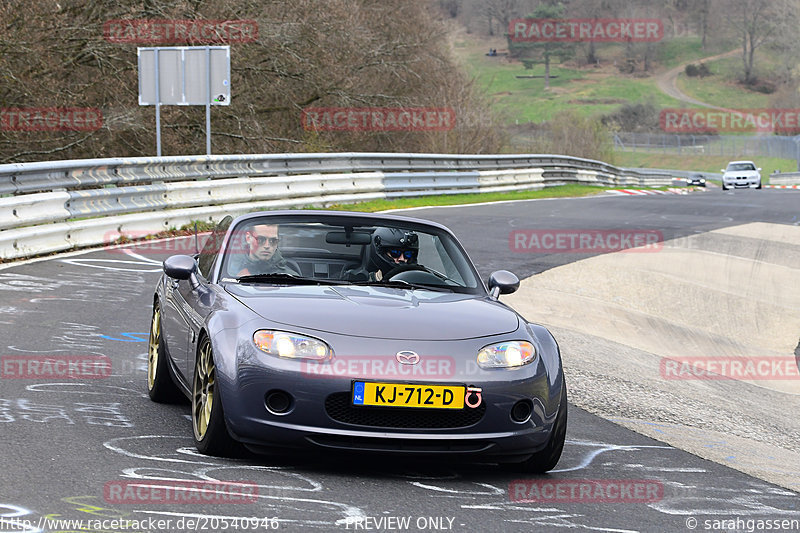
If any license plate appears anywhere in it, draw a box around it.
[352,381,465,409]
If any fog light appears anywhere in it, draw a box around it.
[511,400,533,423]
[265,390,293,415]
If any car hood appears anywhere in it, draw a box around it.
[225,284,519,340]
[724,171,758,177]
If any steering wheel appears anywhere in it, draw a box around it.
[383,263,449,282]
[383,263,427,280]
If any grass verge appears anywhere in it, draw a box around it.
[613,152,797,174]
[319,184,638,212]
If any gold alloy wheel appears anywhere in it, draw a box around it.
[147,307,161,390]
[193,340,215,441]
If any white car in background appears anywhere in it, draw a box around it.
[721,160,761,190]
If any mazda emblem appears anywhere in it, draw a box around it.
[396,351,420,365]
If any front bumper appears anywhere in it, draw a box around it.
[723,176,760,188]
[217,342,562,460]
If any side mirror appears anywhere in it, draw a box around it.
[757,168,762,171]
[720,169,725,172]
[164,255,200,289]
[487,270,520,299]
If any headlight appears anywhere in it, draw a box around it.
[477,341,535,368]
[253,330,331,361]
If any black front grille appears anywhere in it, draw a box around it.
[307,434,493,453]
[324,392,486,429]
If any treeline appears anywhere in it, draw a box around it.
[0,0,504,163]
[443,0,800,83]
[441,0,800,159]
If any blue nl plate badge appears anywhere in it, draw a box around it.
[353,381,365,405]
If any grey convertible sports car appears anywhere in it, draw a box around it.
[147,210,567,472]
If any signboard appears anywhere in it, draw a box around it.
[138,46,230,105]
[137,46,231,155]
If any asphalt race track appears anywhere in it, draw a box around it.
[1,187,799,532]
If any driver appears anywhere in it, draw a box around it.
[231,222,300,277]
[367,227,419,281]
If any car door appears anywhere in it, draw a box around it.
[162,273,193,382]
[174,276,206,380]
[183,216,233,373]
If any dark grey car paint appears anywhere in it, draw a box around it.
[154,210,565,460]
[226,284,520,340]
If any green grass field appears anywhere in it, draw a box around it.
[465,56,685,124]
[613,152,797,174]
[456,32,776,130]
[676,57,772,110]
[656,37,729,68]
[457,35,687,124]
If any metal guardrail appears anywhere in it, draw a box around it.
[769,171,800,185]
[632,168,723,181]
[0,152,676,261]
[613,132,800,162]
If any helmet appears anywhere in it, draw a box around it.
[368,227,419,275]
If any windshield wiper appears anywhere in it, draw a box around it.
[348,279,453,292]
[234,273,340,285]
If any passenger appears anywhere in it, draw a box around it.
[232,222,300,276]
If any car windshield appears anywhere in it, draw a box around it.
[727,163,756,171]
[218,217,482,294]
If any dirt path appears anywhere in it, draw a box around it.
[655,48,740,110]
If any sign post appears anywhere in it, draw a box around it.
[138,46,230,155]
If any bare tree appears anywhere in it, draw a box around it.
[0,0,505,162]
[483,0,520,37]
[528,110,615,162]
[769,1,800,76]
[438,0,459,19]
[698,0,711,49]
[724,0,779,84]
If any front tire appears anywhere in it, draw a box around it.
[517,378,568,473]
[192,336,240,456]
[147,303,181,403]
